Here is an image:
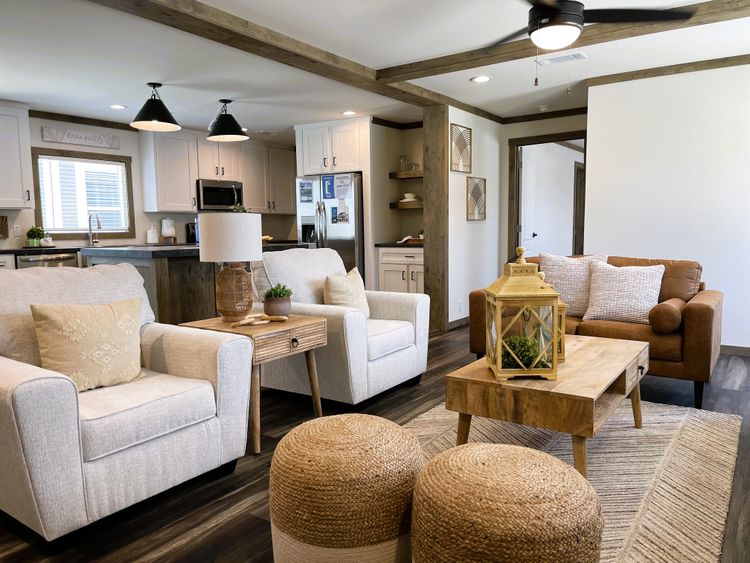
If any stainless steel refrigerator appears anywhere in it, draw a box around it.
[296,172,364,278]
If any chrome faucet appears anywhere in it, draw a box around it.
[88,213,102,246]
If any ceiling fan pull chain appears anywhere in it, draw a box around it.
[534,44,539,87]
[566,44,573,95]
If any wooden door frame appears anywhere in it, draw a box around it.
[573,161,586,255]
[507,130,587,260]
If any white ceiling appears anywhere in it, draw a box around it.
[2,0,748,138]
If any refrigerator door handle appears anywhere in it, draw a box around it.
[321,201,328,247]
[314,202,321,247]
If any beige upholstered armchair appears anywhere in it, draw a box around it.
[0,264,253,540]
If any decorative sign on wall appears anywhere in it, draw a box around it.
[466,176,486,221]
[450,123,472,173]
[41,126,121,150]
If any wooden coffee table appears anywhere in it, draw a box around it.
[182,315,327,454]
[446,335,649,477]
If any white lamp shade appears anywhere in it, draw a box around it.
[199,212,263,263]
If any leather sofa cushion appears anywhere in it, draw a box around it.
[649,298,686,334]
[367,319,415,361]
[607,256,702,303]
[577,320,682,362]
[78,370,216,462]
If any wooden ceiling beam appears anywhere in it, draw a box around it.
[376,0,750,84]
[86,0,506,122]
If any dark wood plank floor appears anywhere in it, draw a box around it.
[0,327,747,562]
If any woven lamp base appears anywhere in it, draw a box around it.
[216,262,254,322]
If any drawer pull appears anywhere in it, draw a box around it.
[291,337,299,348]
[638,365,645,376]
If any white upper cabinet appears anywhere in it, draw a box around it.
[0,104,33,209]
[141,130,199,213]
[301,126,331,175]
[268,147,296,215]
[197,139,240,181]
[238,141,269,213]
[296,118,366,176]
[330,121,360,173]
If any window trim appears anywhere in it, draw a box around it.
[32,147,136,240]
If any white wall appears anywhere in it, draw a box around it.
[585,65,750,346]
[521,142,582,256]
[447,107,503,322]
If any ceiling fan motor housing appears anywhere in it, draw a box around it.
[528,0,585,33]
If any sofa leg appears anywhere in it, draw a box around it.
[476,353,485,361]
[405,374,422,387]
[694,382,704,410]
[208,459,238,479]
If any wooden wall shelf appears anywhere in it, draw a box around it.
[390,200,424,210]
[389,170,424,179]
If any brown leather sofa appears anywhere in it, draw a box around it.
[469,256,723,408]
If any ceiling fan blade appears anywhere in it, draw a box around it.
[583,8,695,24]
[525,0,560,8]
[484,27,530,50]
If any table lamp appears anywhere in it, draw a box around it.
[199,212,263,322]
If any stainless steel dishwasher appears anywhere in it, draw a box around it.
[16,253,79,268]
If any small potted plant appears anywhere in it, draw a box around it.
[25,226,45,248]
[264,284,293,316]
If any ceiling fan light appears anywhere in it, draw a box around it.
[130,83,181,132]
[207,99,249,142]
[530,23,582,50]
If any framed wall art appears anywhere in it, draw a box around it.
[450,123,472,173]
[466,176,486,221]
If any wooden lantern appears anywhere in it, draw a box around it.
[484,247,562,381]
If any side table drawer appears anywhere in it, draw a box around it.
[625,346,650,391]
[253,319,327,364]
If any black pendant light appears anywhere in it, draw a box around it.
[207,99,249,142]
[130,82,181,132]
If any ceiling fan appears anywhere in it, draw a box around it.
[495,0,696,51]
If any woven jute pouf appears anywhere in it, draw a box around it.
[412,443,603,563]
[269,414,424,563]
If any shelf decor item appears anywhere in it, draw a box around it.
[199,212,263,322]
[450,123,472,173]
[484,246,563,381]
[466,176,486,221]
[25,226,45,248]
[264,284,293,317]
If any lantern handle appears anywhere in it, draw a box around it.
[515,246,527,264]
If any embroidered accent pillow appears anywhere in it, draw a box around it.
[323,267,370,318]
[539,253,608,317]
[249,260,272,302]
[583,261,665,324]
[30,298,143,391]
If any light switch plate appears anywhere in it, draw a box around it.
[13,224,22,237]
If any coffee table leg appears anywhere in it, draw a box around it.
[456,413,472,446]
[630,383,643,429]
[305,350,323,418]
[572,435,588,477]
[250,364,261,455]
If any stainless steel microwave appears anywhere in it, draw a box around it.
[196,179,243,211]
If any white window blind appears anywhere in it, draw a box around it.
[37,155,130,233]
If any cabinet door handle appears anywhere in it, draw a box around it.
[272,201,276,209]
[221,166,225,176]
[267,200,271,210]
[401,270,406,281]
[323,157,327,167]
[332,156,337,167]
[215,166,219,176]
[192,197,196,207]
[411,270,416,281]
[25,189,31,201]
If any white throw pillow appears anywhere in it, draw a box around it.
[539,253,608,317]
[583,261,665,324]
[323,267,370,318]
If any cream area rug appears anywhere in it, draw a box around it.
[403,400,741,562]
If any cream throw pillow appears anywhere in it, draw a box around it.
[323,267,370,318]
[539,253,608,317]
[30,298,143,392]
[583,261,665,324]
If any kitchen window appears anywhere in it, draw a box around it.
[32,148,135,239]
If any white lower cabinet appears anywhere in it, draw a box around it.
[0,254,16,270]
[377,248,424,293]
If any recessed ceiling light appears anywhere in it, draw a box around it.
[109,104,127,110]
[342,110,357,116]
[470,75,491,84]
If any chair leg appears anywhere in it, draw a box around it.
[208,459,238,479]
[404,374,422,387]
[694,381,704,409]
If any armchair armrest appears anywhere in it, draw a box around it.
[683,290,723,382]
[140,323,253,463]
[366,290,430,324]
[0,356,87,540]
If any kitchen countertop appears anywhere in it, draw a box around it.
[80,242,310,259]
[2,247,83,256]
[375,242,424,248]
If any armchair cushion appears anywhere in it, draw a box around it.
[78,370,216,462]
[367,320,414,361]
[263,248,346,304]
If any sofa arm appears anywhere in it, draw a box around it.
[140,323,253,463]
[0,356,87,540]
[469,290,487,356]
[683,290,723,382]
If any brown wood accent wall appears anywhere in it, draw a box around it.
[423,105,450,333]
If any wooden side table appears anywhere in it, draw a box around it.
[181,315,327,454]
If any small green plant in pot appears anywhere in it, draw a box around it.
[25,226,45,248]
[501,335,549,370]
[264,284,293,317]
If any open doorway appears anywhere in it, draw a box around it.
[508,131,586,259]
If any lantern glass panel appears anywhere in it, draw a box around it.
[486,299,498,366]
[500,301,555,370]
